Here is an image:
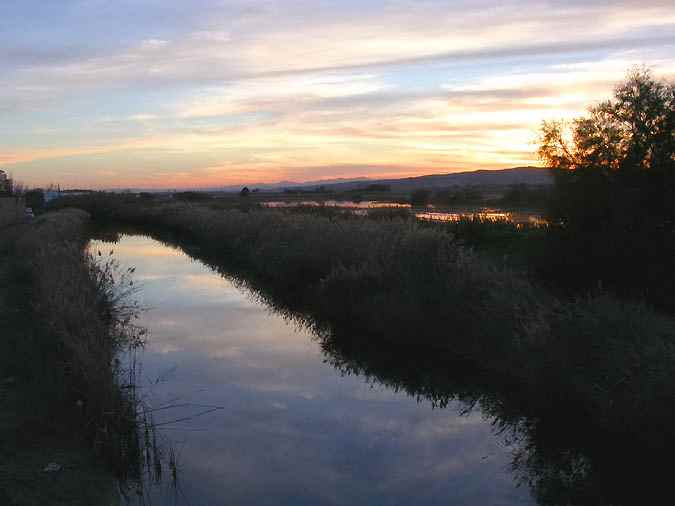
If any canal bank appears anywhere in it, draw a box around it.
[0,211,140,506]
[91,232,533,505]
[88,214,675,505]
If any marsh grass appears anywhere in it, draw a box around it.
[0,209,177,503]
[55,195,675,450]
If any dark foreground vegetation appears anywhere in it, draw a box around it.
[309,309,673,506]
[538,68,674,311]
[56,193,675,442]
[0,210,167,505]
[89,225,669,505]
[53,192,674,504]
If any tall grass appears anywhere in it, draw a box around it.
[3,209,169,492]
[56,194,675,450]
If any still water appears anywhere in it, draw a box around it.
[92,234,534,506]
[262,200,545,224]
[262,200,410,209]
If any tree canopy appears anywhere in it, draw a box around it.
[539,67,674,226]
[537,68,675,310]
[539,67,673,172]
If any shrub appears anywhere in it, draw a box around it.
[8,209,148,481]
[537,68,675,310]
[59,194,675,449]
[410,188,431,206]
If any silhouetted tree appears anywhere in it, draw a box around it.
[537,67,675,309]
[500,184,551,208]
[174,191,210,202]
[138,192,156,201]
[364,184,391,192]
[410,189,431,207]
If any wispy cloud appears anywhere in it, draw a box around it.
[2,0,674,187]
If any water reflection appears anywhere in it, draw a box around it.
[416,210,546,225]
[263,200,410,209]
[261,200,546,225]
[93,235,533,505]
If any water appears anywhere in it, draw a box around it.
[415,210,546,225]
[91,234,534,505]
[262,200,545,224]
[262,200,410,209]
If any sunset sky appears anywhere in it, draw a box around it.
[2,1,674,189]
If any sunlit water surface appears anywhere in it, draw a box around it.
[91,234,534,506]
[262,200,545,224]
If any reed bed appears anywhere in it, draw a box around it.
[2,209,162,493]
[57,194,675,449]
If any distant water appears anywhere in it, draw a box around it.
[262,199,410,209]
[91,234,533,506]
[262,200,545,224]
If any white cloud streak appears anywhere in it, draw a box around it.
[2,0,674,187]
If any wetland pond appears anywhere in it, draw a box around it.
[91,234,534,505]
[262,200,545,224]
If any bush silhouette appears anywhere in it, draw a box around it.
[410,189,431,207]
[537,67,675,310]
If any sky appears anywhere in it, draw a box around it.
[1,1,674,189]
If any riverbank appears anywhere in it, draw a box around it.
[0,210,145,505]
[58,194,675,454]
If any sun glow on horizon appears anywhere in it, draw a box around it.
[1,1,674,189]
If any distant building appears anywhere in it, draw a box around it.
[0,170,13,196]
[0,170,23,227]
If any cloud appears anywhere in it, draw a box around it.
[6,2,675,93]
[2,0,675,187]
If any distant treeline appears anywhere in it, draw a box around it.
[409,183,552,207]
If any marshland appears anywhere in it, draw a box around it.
[45,68,675,503]
[2,3,674,503]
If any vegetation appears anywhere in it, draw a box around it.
[409,188,431,206]
[363,183,391,192]
[0,210,162,504]
[499,184,551,208]
[173,190,212,202]
[431,186,483,206]
[24,189,45,213]
[37,67,673,504]
[311,313,672,506]
[537,68,675,310]
[52,192,675,454]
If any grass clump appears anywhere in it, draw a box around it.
[0,209,157,504]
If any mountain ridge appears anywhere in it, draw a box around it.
[242,166,553,192]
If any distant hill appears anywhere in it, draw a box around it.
[142,166,553,193]
[214,176,371,192]
[291,167,553,193]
